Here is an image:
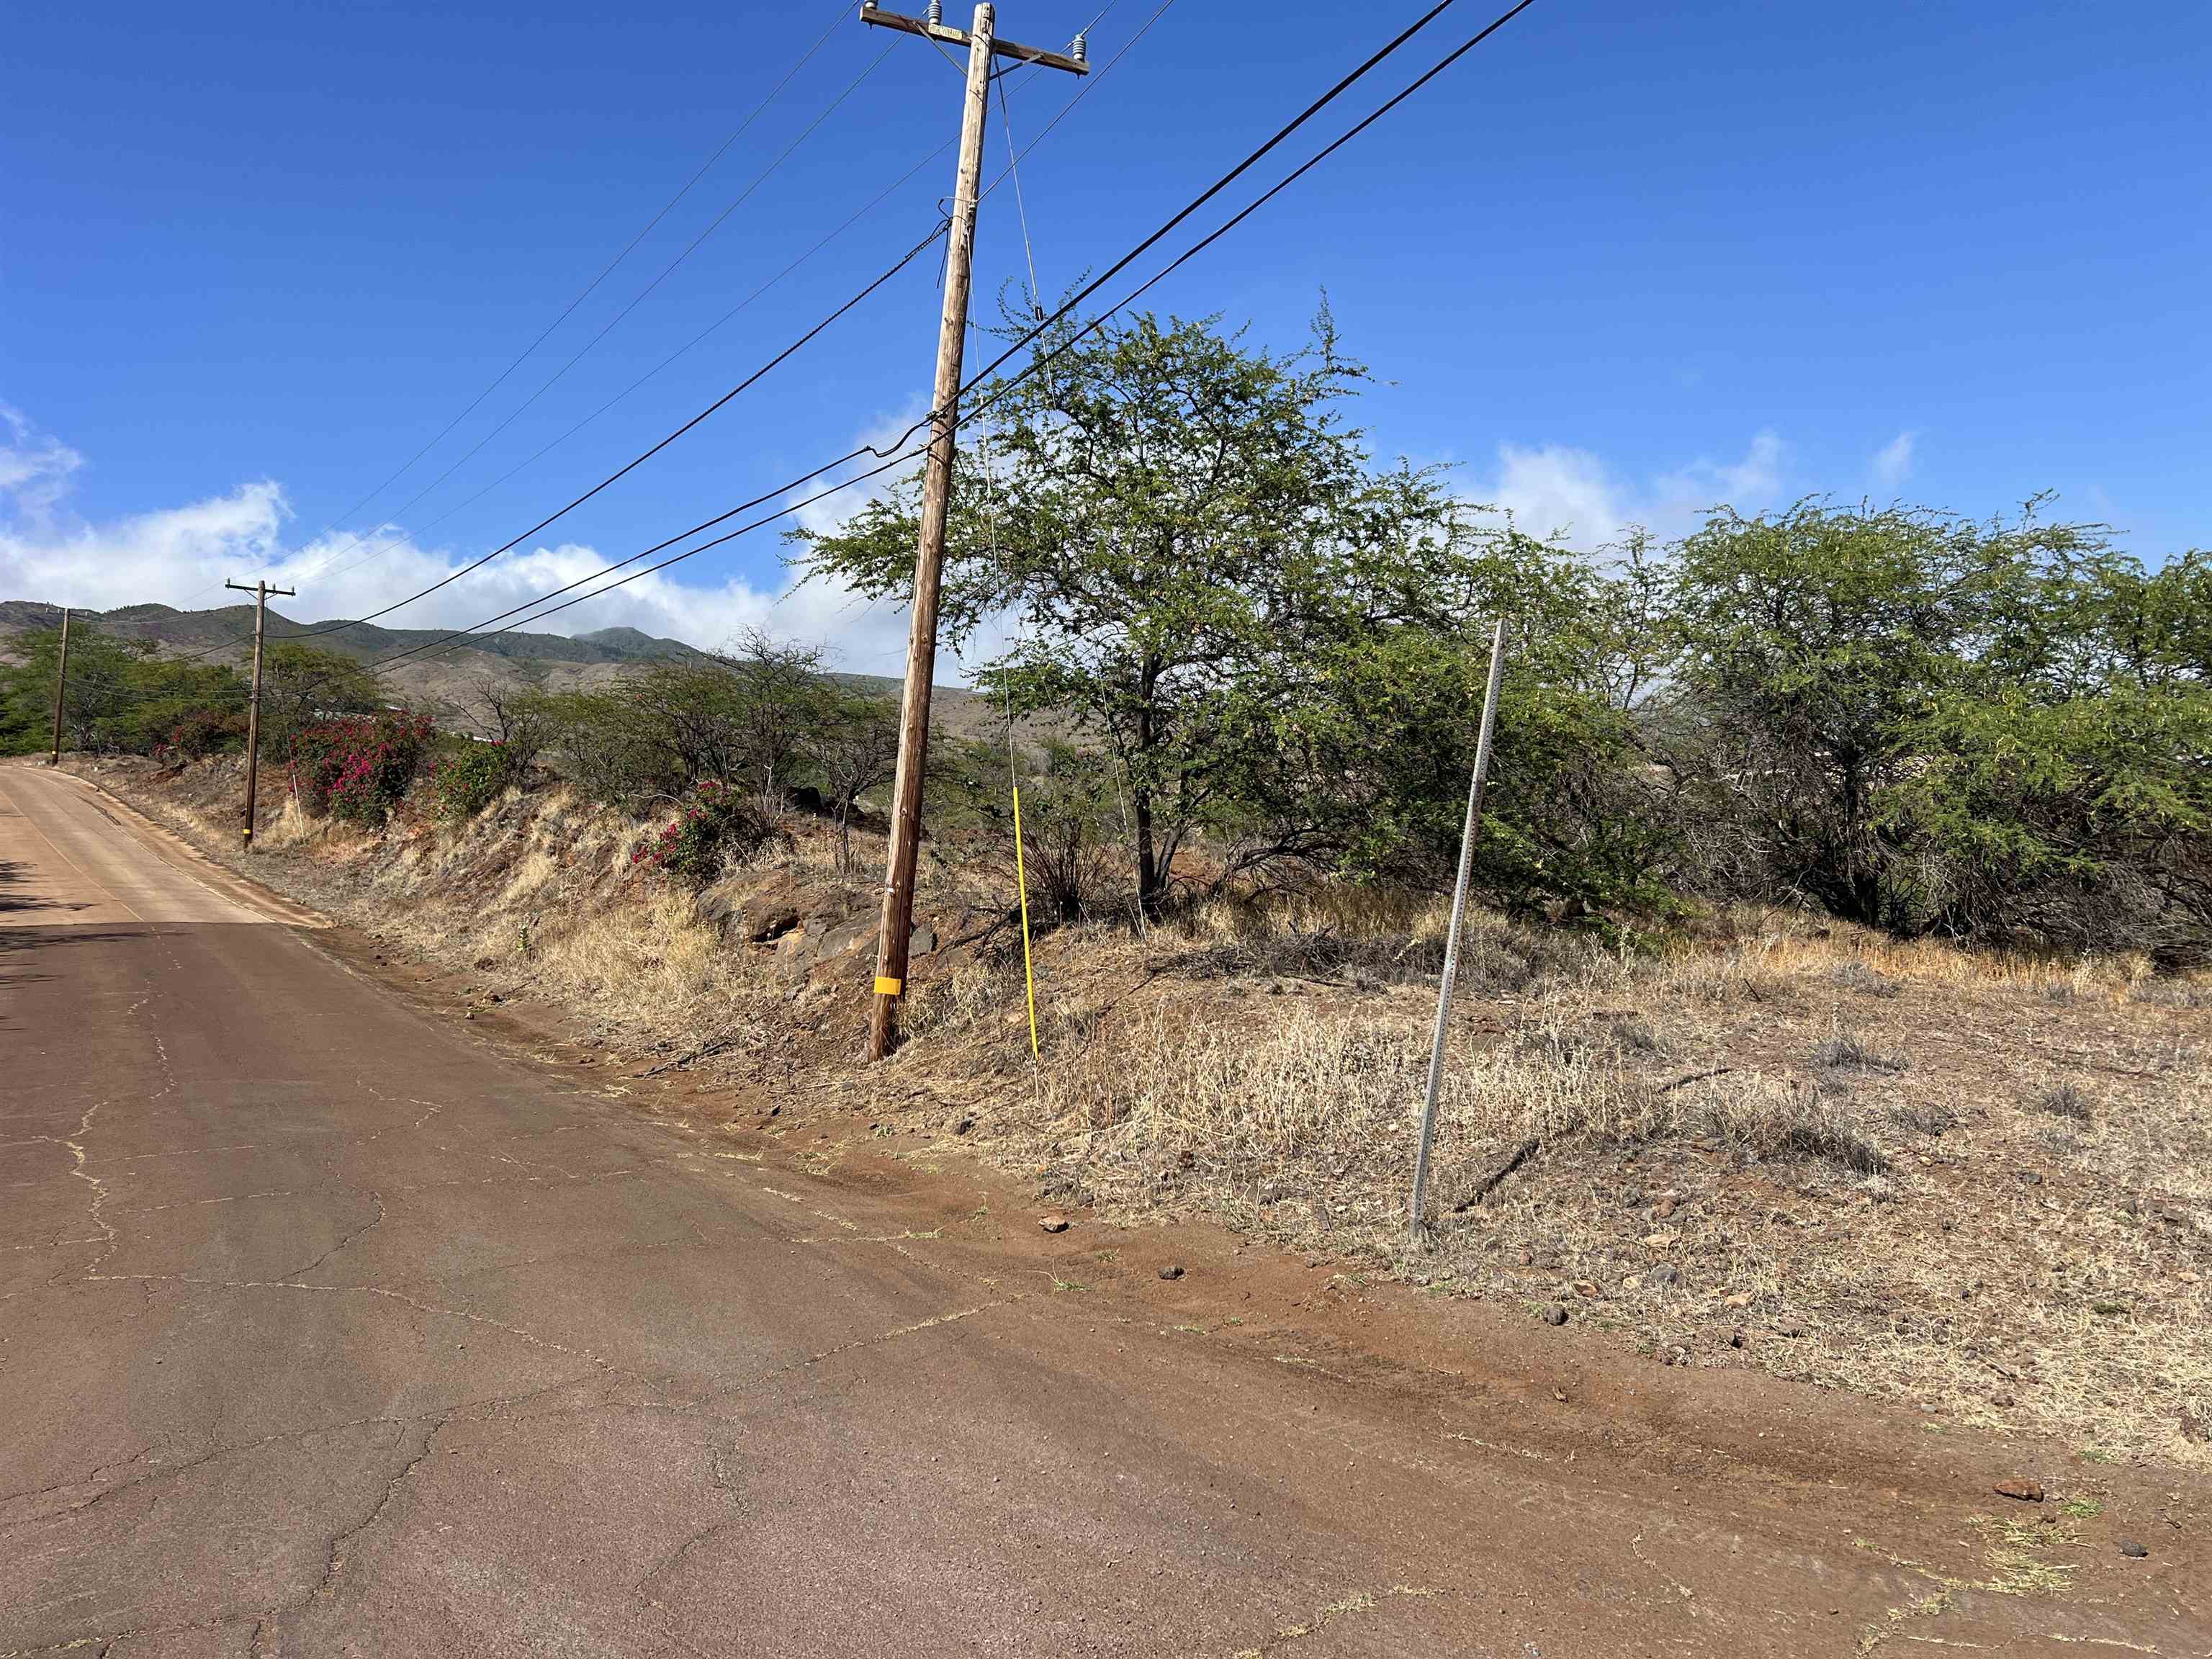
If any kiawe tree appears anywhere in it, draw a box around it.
[814,691,901,874]
[0,624,247,757]
[1658,498,2212,956]
[794,307,1660,918]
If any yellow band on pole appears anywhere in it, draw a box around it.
[1010,782,1041,1062]
[874,976,903,997]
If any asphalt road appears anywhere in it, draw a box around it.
[1,760,2200,1658]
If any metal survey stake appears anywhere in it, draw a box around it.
[1408,616,1511,1244]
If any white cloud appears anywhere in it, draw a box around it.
[0,403,931,676]
[0,402,87,527]
[1,477,291,613]
[1871,430,1916,494]
[784,399,929,539]
[1650,428,1786,521]
[1478,428,1789,552]
[1482,441,1624,550]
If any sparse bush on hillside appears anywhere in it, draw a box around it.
[541,687,666,805]
[537,638,886,832]
[713,629,838,804]
[929,737,1124,925]
[426,737,512,822]
[156,703,249,764]
[814,692,901,874]
[258,642,385,765]
[290,711,434,825]
[628,778,783,882]
[454,668,554,778]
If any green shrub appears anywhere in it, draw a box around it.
[629,779,781,882]
[291,711,434,824]
[157,704,248,763]
[427,739,511,822]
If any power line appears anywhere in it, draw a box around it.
[314,0,860,541]
[166,0,858,626]
[298,145,959,600]
[372,0,1544,670]
[367,441,930,670]
[291,222,948,640]
[377,0,1537,667]
[343,0,1161,607]
[957,0,1537,403]
[269,36,900,598]
[372,445,930,670]
[171,1,1173,674]
[156,217,946,672]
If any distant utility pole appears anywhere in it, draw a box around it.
[46,607,71,766]
[225,580,295,850]
[1408,618,1511,1246]
[860,1,1088,1061]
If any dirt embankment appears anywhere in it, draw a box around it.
[68,752,2212,1480]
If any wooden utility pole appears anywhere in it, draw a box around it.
[860,1,1087,1061]
[46,608,71,766]
[225,580,295,850]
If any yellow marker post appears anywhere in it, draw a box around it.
[1010,781,1041,1063]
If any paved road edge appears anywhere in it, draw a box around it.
[14,758,333,930]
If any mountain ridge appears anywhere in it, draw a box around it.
[0,600,706,667]
[0,598,994,738]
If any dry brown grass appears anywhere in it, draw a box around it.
[76,755,2212,1472]
[984,907,2211,1469]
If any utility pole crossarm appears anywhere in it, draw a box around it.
[860,3,1091,76]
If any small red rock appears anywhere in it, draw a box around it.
[1994,1479,2045,1503]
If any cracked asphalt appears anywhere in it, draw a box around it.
[4,761,2205,1658]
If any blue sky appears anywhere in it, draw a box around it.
[4,0,2207,670]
